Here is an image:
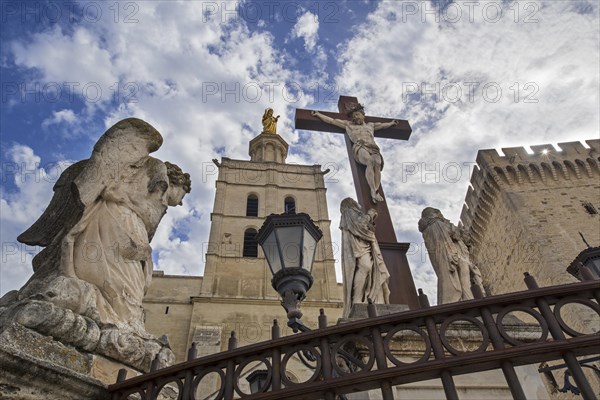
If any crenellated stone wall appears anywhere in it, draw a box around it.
[460,139,600,295]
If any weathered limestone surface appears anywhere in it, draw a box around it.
[460,139,600,294]
[0,324,110,400]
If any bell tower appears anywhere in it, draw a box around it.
[200,123,340,304]
[143,111,343,362]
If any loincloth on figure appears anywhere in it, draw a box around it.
[352,140,384,170]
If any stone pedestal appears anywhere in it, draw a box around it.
[345,303,410,321]
[0,342,109,400]
[0,323,144,400]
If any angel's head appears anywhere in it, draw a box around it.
[165,162,191,206]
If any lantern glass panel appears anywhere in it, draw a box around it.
[275,226,303,268]
[587,259,600,278]
[302,229,317,272]
[262,230,282,274]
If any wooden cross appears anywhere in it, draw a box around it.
[295,95,419,308]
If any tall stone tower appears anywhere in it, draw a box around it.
[460,139,600,295]
[144,126,343,362]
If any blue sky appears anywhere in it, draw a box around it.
[1,1,599,301]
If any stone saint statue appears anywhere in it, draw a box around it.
[312,103,399,203]
[0,118,190,372]
[262,108,280,134]
[340,198,390,318]
[418,207,483,304]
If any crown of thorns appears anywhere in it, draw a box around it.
[345,102,365,117]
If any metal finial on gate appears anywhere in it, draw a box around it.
[228,331,237,350]
[318,308,328,329]
[187,342,198,361]
[367,298,377,318]
[418,288,430,308]
[523,272,539,289]
[272,319,281,339]
[116,368,127,383]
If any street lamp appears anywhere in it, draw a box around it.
[256,212,323,331]
[567,234,600,281]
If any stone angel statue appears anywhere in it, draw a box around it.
[0,118,190,371]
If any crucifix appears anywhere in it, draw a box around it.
[295,95,419,308]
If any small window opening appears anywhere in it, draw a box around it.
[243,228,258,258]
[246,195,258,217]
[284,197,296,214]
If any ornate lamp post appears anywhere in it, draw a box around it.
[256,212,323,332]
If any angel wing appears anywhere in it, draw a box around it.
[18,118,163,248]
[17,160,87,246]
[75,118,163,208]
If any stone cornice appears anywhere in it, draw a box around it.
[190,295,344,309]
[219,157,327,174]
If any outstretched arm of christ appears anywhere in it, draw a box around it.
[373,120,399,130]
[311,110,348,129]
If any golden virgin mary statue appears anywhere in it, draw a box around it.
[262,108,280,134]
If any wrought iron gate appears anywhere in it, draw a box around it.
[109,272,600,400]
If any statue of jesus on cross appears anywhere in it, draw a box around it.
[295,95,418,308]
[311,103,399,203]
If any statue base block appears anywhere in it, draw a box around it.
[0,342,109,400]
[0,323,144,399]
[348,303,409,320]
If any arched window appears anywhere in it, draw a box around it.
[284,197,296,214]
[243,228,258,258]
[246,194,258,217]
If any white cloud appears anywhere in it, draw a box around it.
[0,145,72,295]
[323,0,600,302]
[2,2,307,294]
[292,11,320,52]
[11,26,117,108]
[41,109,77,128]
[3,1,598,306]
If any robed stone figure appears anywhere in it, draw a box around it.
[419,207,483,304]
[340,198,390,318]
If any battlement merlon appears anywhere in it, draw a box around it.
[475,140,600,169]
